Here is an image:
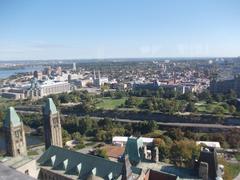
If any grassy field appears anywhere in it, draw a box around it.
[95,97,127,109]
[195,101,229,114]
[95,97,146,110]
[27,150,39,156]
[218,157,240,179]
[226,163,240,179]
[235,153,240,161]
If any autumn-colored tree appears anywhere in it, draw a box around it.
[170,140,200,167]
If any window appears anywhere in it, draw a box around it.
[25,169,29,175]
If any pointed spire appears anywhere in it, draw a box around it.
[98,70,101,79]
[93,69,96,79]
[43,98,57,115]
[3,107,21,128]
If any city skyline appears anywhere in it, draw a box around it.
[0,0,240,60]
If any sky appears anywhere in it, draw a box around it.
[0,0,240,60]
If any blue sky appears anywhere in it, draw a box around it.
[0,0,240,60]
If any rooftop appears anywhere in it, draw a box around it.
[37,146,142,179]
[0,156,35,169]
[43,98,57,115]
[3,106,21,128]
[0,163,35,180]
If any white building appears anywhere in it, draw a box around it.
[196,141,221,149]
[93,70,109,87]
[112,136,154,146]
[28,79,71,99]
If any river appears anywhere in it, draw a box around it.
[0,66,43,79]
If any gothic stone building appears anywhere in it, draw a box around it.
[3,107,27,157]
[43,98,63,149]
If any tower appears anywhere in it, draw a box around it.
[3,107,27,157]
[73,62,76,71]
[98,70,101,79]
[93,69,96,79]
[43,98,63,149]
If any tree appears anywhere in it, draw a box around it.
[170,140,200,167]
[213,106,225,115]
[154,138,170,161]
[227,89,237,100]
[96,148,109,159]
[96,130,107,141]
[62,129,71,145]
[164,128,184,141]
[163,88,177,99]
[225,129,240,149]
[59,93,71,103]
[72,132,84,144]
[229,105,236,113]
[115,91,125,99]
[198,90,212,103]
[98,118,113,130]
[125,96,141,108]
[185,102,196,112]
[146,120,158,133]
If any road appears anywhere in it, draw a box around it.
[15,108,240,130]
[70,115,240,130]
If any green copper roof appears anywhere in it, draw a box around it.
[43,98,58,115]
[125,137,144,165]
[3,107,22,128]
[37,146,142,179]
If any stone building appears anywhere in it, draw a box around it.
[37,146,143,180]
[27,79,71,100]
[1,107,38,179]
[3,107,27,157]
[43,98,63,149]
[210,74,240,96]
[197,147,224,180]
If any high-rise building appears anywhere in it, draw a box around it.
[73,62,76,71]
[43,98,63,149]
[3,107,27,157]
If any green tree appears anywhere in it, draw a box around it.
[62,129,71,145]
[185,102,196,112]
[170,140,200,167]
[229,105,236,113]
[125,96,141,108]
[154,138,170,161]
[164,128,184,141]
[72,132,84,144]
[96,148,109,159]
[146,120,158,133]
[213,106,225,115]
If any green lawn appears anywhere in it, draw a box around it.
[218,157,240,179]
[195,101,229,114]
[27,150,39,156]
[96,97,127,109]
[227,163,240,179]
[235,153,240,161]
[96,97,146,110]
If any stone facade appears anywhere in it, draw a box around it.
[43,98,63,149]
[3,107,27,157]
